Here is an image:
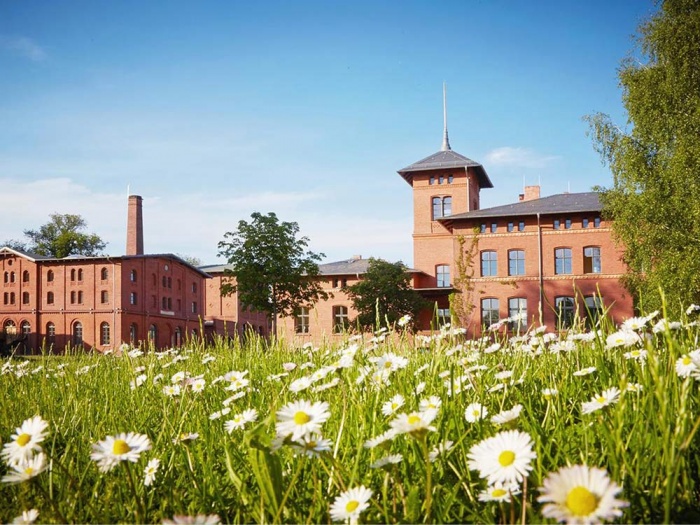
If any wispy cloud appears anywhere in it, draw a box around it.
[485,147,560,169]
[0,36,47,61]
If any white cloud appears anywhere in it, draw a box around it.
[0,36,46,61]
[484,147,560,169]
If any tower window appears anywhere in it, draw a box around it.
[431,197,452,220]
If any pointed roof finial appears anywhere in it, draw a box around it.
[441,82,451,151]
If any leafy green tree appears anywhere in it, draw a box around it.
[345,258,428,330]
[586,0,700,315]
[17,213,107,258]
[217,212,328,335]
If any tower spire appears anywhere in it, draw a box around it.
[441,82,451,151]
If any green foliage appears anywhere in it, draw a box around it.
[345,258,428,330]
[449,232,480,329]
[8,213,107,258]
[586,0,700,315]
[217,212,328,332]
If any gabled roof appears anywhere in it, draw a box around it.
[398,149,493,188]
[319,257,372,276]
[441,191,602,222]
[0,246,54,261]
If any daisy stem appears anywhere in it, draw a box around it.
[419,436,432,523]
[272,456,305,524]
[123,462,145,522]
[520,476,527,525]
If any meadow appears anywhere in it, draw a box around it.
[2,308,700,524]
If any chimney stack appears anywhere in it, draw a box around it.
[126,195,144,255]
[518,185,541,202]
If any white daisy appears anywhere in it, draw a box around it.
[289,376,313,393]
[90,432,151,472]
[464,402,488,423]
[275,400,330,440]
[224,409,258,432]
[363,429,398,449]
[289,433,332,457]
[329,486,373,522]
[581,388,620,415]
[468,430,537,485]
[381,394,405,417]
[491,404,523,425]
[429,440,454,462]
[620,317,648,331]
[623,349,647,361]
[419,396,442,412]
[389,409,438,437]
[143,458,160,486]
[478,481,521,502]
[370,454,403,469]
[162,514,221,524]
[172,432,199,444]
[11,509,39,524]
[1,415,49,465]
[676,353,699,378]
[573,367,597,377]
[163,384,181,397]
[538,464,628,524]
[209,408,231,420]
[190,378,206,392]
[2,452,48,484]
[605,329,641,349]
[542,388,559,400]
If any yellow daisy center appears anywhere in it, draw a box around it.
[498,450,515,466]
[294,411,311,425]
[597,396,607,404]
[408,414,421,425]
[566,486,598,516]
[112,439,132,455]
[305,440,317,449]
[683,356,692,365]
[384,362,392,369]
[24,467,34,475]
[345,500,360,513]
[491,488,507,498]
[472,410,480,417]
[16,433,31,447]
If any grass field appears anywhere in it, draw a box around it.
[2,309,700,524]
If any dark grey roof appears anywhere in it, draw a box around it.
[398,149,493,188]
[319,257,372,276]
[0,246,53,261]
[198,264,231,274]
[442,192,602,221]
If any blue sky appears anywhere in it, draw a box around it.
[0,0,655,266]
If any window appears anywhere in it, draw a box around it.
[448,174,454,184]
[152,274,157,286]
[436,307,450,326]
[130,324,138,343]
[191,301,198,314]
[332,279,339,288]
[295,307,310,334]
[70,269,76,281]
[585,296,604,328]
[582,218,589,228]
[507,222,514,232]
[594,217,601,228]
[130,292,137,305]
[508,250,525,276]
[9,272,15,283]
[148,324,157,343]
[47,322,55,341]
[71,291,76,304]
[167,297,172,310]
[553,219,560,230]
[22,271,29,283]
[508,298,527,332]
[192,282,197,293]
[130,269,137,282]
[47,292,54,305]
[162,276,167,288]
[177,299,181,311]
[3,271,7,283]
[429,175,435,185]
[22,292,29,304]
[518,221,525,232]
[101,267,108,280]
[481,251,498,277]
[47,270,54,282]
[78,291,84,304]
[490,223,497,233]
[177,279,181,290]
[9,292,15,304]
[480,224,486,233]
[436,265,450,287]
[77,269,83,281]
[162,297,168,310]
[481,298,500,328]
[101,290,109,304]
[174,327,182,347]
[556,297,576,329]
[152,295,157,308]
[333,306,349,333]
[100,322,110,345]
[21,321,30,335]
[565,218,572,229]
[167,277,172,289]
[73,322,83,346]
[555,248,572,275]
[432,197,452,219]
[3,292,7,305]
[438,175,444,184]
[583,247,602,274]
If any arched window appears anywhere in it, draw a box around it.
[130,269,137,282]
[47,270,54,282]
[101,267,108,280]
[70,269,76,281]
[77,269,83,281]
[152,274,157,286]
[10,271,15,283]
[46,322,56,342]
[47,291,54,304]
[3,271,8,283]
[3,320,16,334]
[72,322,83,346]
[101,290,109,304]
[100,322,110,345]
[9,292,15,304]
[21,321,30,335]
[148,324,157,343]
[22,292,29,304]
[22,270,30,283]
[130,323,138,343]
[162,276,167,288]
[431,196,452,220]
[174,327,182,346]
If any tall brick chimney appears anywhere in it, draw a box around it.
[518,185,541,202]
[126,195,144,255]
